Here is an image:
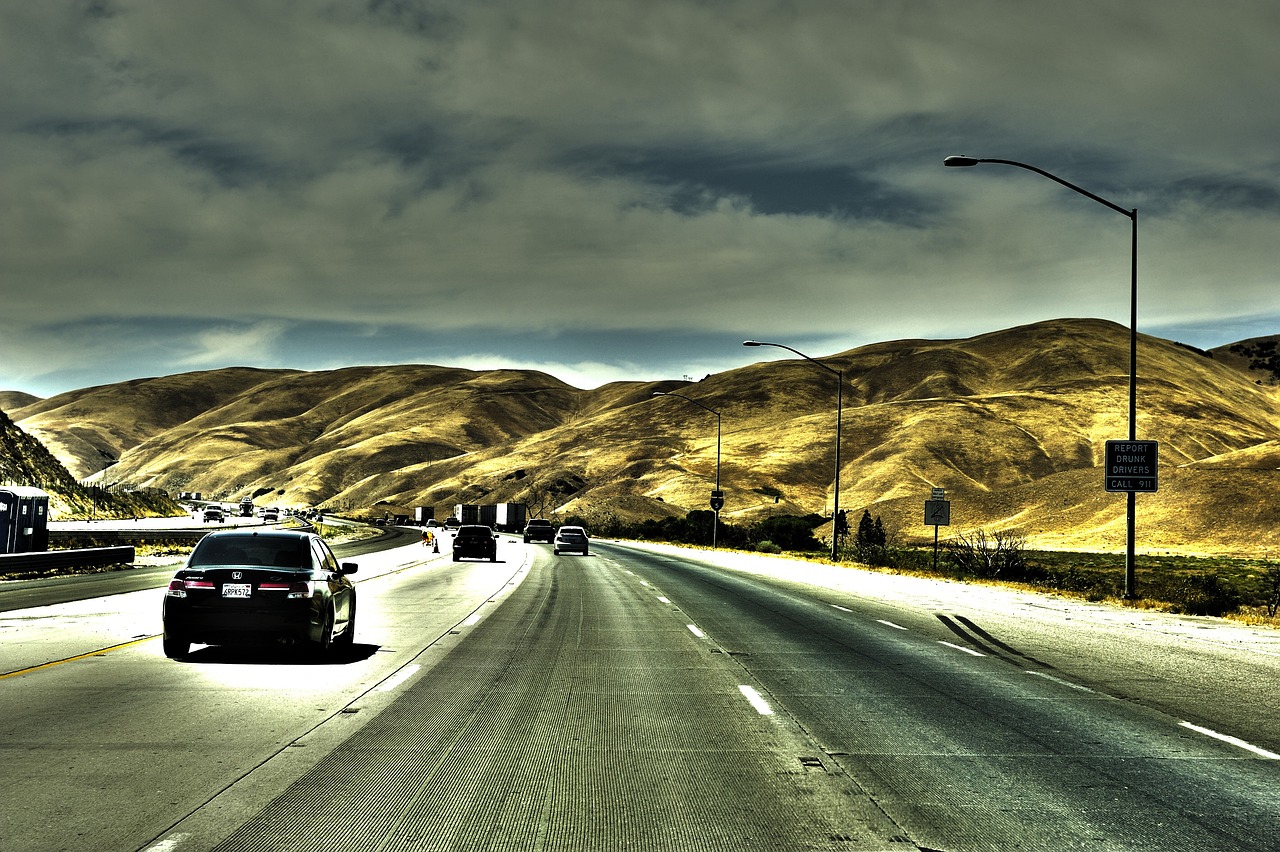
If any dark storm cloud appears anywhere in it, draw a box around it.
[574,147,940,224]
[2,0,1279,396]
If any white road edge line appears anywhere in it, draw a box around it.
[1180,721,1280,760]
[938,640,986,657]
[1025,670,1096,693]
[377,664,421,692]
[686,624,705,638]
[739,685,774,715]
[877,619,908,630]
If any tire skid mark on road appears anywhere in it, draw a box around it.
[895,611,1280,765]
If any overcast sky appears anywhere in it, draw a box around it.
[3,1,1278,398]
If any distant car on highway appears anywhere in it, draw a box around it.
[452,524,497,562]
[553,525,589,556]
[161,529,357,660]
[202,507,224,523]
[523,518,554,543]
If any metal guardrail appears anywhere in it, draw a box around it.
[3,520,324,577]
[48,529,212,547]
[0,546,136,575]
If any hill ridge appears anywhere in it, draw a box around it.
[7,317,1280,555]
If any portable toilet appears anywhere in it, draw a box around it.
[0,487,50,554]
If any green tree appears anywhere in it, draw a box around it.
[856,510,876,546]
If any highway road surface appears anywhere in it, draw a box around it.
[1,533,1277,851]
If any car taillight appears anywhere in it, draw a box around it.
[167,577,215,597]
[257,580,312,598]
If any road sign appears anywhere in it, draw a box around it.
[709,489,724,512]
[930,487,945,500]
[1105,440,1159,492]
[924,499,950,526]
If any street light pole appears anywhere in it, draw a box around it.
[743,340,844,561]
[944,155,1140,597]
[652,391,722,549]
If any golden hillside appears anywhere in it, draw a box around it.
[9,318,1280,556]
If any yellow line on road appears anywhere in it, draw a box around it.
[0,635,156,680]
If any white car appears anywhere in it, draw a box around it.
[552,525,589,555]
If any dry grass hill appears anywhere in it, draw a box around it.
[7,318,1280,557]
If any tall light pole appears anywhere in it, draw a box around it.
[944,154,1140,598]
[743,340,844,561]
[652,391,722,549]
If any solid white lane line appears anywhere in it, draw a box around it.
[1180,722,1280,760]
[377,664,421,692]
[1025,670,1097,693]
[739,685,774,715]
[938,640,986,657]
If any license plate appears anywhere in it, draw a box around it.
[222,583,252,598]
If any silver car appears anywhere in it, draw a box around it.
[552,525,589,555]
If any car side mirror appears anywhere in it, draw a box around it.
[340,562,359,575]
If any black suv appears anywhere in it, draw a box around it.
[523,519,554,543]
[453,524,498,562]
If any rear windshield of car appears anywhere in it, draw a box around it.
[191,537,311,569]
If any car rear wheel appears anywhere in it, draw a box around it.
[335,601,356,650]
[162,631,189,660]
[314,606,335,657]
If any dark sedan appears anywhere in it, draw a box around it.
[161,529,357,659]
[452,524,498,562]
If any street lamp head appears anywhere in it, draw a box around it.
[944,155,980,167]
[742,340,762,347]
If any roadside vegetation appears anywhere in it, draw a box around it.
[587,509,1280,626]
